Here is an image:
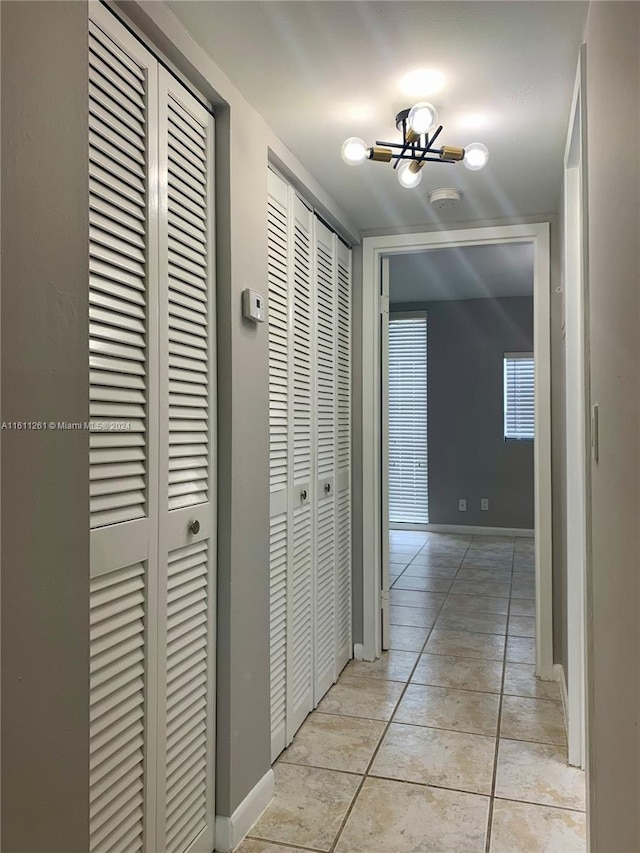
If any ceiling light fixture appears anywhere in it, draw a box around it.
[341,103,489,187]
[399,68,445,97]
[458,113,488,129]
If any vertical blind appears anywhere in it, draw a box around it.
[388,314,429,524]
[504,352,535,440]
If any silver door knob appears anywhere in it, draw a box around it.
[189,519,200,535]
[325,483,331,493]
[300,489,307,501]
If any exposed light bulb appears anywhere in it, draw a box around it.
[397,161,423,189]
[463,142,489,171]
[340,137,367,166]
[407,102,438,136]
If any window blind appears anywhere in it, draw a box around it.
[504,353,535,440]
[388,314,428,524]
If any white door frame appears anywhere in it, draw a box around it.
[380,258,391,650]
[361,223,553,679]
[563,47,589,769]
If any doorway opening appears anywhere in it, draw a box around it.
[380,242,536,652]
[362,223,553,678]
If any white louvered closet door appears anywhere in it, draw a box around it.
[335,242,352,673]
[89,13,159,853]
[156,72,215,853]
[267,170,290,761]
[313,219,338,702]
[286,194,314,740]
[266,172,351,754]
[267,172,314,761]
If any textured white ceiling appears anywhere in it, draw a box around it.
[168,1,587,234]
[389,243,534,303]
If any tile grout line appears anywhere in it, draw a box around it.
[244,838,324,853]
[489,794,587,814]
[389,533,464,589]
[483,538,516,853]
[302,713,564,747]
[327,533,473,852]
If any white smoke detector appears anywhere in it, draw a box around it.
[428,187,462,209]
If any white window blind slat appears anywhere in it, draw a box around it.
[388,315,428,525]
[504,353,535,440]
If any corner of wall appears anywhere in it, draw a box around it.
[215,768,274,852]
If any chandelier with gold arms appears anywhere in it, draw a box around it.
[341,101,489,189]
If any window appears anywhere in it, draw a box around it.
[504,353,535,440]
[388,313,428,523]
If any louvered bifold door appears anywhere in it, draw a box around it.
[267,169,290,761]
[335,241,352,673]
[156,72,216,853]
[286,194,314,741]
[313,219,338,703]
[89,11,159,853]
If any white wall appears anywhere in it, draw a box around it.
[583,3,640,850]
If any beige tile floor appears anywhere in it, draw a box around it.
[237,532,586,853]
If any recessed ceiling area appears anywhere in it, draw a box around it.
[389,243,534,304]
[168,1,588,233]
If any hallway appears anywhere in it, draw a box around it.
[238,532,586,852]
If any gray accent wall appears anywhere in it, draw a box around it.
[389,296,534,529]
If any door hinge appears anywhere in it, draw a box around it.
[380,294,389,315]
[591,403,599,463]
[381,589,390,609]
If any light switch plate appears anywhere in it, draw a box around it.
[242,288,267,323]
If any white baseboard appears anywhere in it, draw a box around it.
[215,768,274,852]
[353,643,365,660]
[554,662,569,732]
[390,523,534,538]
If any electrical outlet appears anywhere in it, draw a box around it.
[458,499,467,512]
[481,498,489,511]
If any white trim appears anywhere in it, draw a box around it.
[380,260,391,651]
[563,46,589,771]
[554,663,571,749]
[362,224,553,677]
[353,643,366,661]
[391,523,534,538]
[214,769,275,853]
